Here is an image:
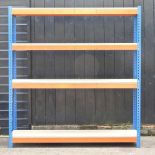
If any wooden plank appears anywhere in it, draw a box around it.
[44,0,56,125]
[12,130,137,143]
[104,0,115,122]
[12,130,137,138]
[30,0,36,126]
[84,0,96,124]
[12,79,137,89]
[94,0,106,124]
[124,0,134,122]
[32,0,46,125]
[54,0,65,125]
[74,0,86,124]
[64,0,76,124]
[12,8,138,16]
[113,0,125,122]
[12,43,138,51]
[143,0,155,122]
[13,137,136,143]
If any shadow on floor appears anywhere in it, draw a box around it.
[14,143,135,148]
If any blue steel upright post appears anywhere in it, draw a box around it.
[13,15,17,130]
[8,6,13,148]
[136,6,142,148]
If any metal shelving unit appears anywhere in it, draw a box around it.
[8,6,142,148]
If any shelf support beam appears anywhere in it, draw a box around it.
[12,43,138,51]
[12,8,138,16]
[12,79,137,89]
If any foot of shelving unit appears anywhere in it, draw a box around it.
[8,137,13,148]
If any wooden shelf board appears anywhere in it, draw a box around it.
[12,79,137,89]
[12,43,138,51]
[12,130,137,143]
[12,8,138,16]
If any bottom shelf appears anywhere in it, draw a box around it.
[12,130,137,144]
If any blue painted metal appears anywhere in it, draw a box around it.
[8,6,13,148]
[136,6,142,148]
[133,16,137,130]
[13,16,17,130]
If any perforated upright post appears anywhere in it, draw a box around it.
[8,6,13,148]
[136,6,142,148]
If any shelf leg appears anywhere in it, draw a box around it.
[136,6,142,148]
[8,6,13,148]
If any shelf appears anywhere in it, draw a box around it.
[12,8,138,16]
[8,6,142,148]
[12,130,137,143]
[12,43,138,51]
[12,79,137,89]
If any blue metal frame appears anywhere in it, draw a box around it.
[136,6,142,148]
[133,6,142,148]
[8,6,13,148]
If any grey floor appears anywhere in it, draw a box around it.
[0,137,155,155]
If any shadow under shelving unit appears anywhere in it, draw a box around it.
[8,7,142,148]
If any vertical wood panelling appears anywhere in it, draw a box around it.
[32,0,46,125]
[2,0,155,135]
[84,0,95,124]
[54,0,66,124]
[94,0,106,124]
[113,0,125,122]
[44,0,56,124]
[124,0,133,123]
[31,0,35,126]
[103,0,115,123]
[16,0,155,127]
[64,0,76,124]
[74,0,86,124]
[143,0,155,123]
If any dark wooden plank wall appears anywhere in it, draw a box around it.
[30,0,155,125]
[1,0,155,135]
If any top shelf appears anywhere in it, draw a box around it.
[12,8,138,16]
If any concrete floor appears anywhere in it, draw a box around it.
[0,137,155,155]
